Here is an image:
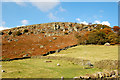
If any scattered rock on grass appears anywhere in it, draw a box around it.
[61,76,64,80]
[57,63,60,66]
[1,70,5,72]
[44,60,52,63]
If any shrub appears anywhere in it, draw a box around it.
[107,32,118,44]
[87,31,106,45]
[23,29,28,33]
[0,32,4,35]
[30,31,33,34]
[16,31,22,36]
[8,31,12,35]
[3,58,10,61]
[64,32,68,35]
[75,32,87,45]
[113,26,120,32]
[87,32,98,44]
[40,31,45,33]
[100,28,113,34]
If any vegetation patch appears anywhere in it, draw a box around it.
[94,60,118,70]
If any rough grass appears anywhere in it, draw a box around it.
[2,58,102,78]
[2,45,118,78]
[48,45,118,63]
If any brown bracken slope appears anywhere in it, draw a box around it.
[1,22,97,60]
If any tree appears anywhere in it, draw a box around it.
[107,32,119,44]
[75,31,87,45]
[113,26,120,32]
[100,28,113,34]
[87,31,106,45]
[87,31,98,44]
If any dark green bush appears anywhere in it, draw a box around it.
[23,29,28,33]
[64,32,68,35]
[8,31,12,35]
[30,31,33,34]
[0,32,4,35]
[40,31,45,33]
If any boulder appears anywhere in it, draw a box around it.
[56,49,62,53]
[53,37,57,40]
[92,73,99,78]
[8,39,12,43]
[49,40,52,42]
[73,77,79,80]
[1,70,5,72]
[97,72,103,78]
[61,76,64,80]
[111,75,116,78]
[32,48,35,51]
[80,76,90,79]
[113,70,118,76]
[40,45,44,48]
[23,54,29,57]
[104,43,110,46]
[57,63,60,66]
[86,62,94,67]
[14,39,18,42]
[111,70,115,75]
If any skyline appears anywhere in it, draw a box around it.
[1,2,119,30]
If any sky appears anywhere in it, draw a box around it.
[1,1,119,30]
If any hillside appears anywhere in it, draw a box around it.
[2,45,118,78]
[0,22,114,60]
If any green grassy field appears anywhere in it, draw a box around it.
[2,59,102,78]
[49,45,118,63]
[2,45,118,78]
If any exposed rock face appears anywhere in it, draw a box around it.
[0,22,97,37]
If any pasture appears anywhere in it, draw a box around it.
[2,45,118,78]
